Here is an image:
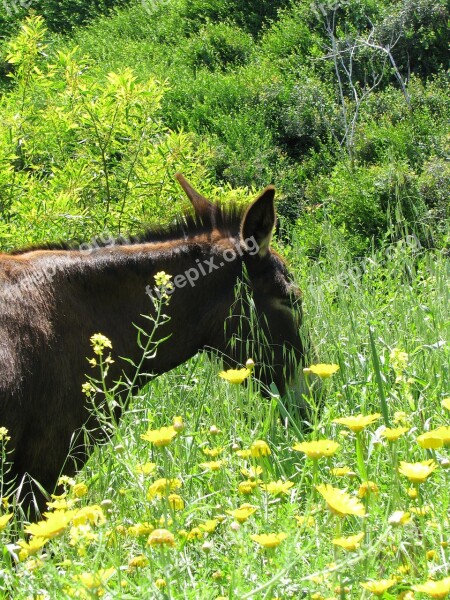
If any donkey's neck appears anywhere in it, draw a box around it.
[29,238,241,377]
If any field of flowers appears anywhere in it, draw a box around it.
[0,235,449,599]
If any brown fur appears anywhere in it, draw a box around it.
[0,175,313,511]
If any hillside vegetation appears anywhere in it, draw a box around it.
[0,0,448,253]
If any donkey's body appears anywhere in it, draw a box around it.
[0,175,314,509]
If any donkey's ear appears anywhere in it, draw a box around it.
[240,186,276,257]
[175,173,215,217]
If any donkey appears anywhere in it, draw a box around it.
[0,174,315,511]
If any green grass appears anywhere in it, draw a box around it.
[1,225,448,599]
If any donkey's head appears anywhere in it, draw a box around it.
[176,174,316,422]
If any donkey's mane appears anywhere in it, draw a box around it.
[10,203,245,255]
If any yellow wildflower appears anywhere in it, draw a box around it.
[0,427,10,441]
[73,505,105,526]
[305,363,339,378]
[333,413,381,432]
[398,460,437,483]
[199,519,219,533]
[240,465,263,479]
[393,411,408,424]
[413,577,450,598]
[74,567,115,591]
[25,510,76,540]
[293,439,340,459]
[226,503,257,523]
[250,532,287,548]
[426,550,437,561]
[331,466,357,478]
[441,397,450,411]
[417,431,444,449]
[202,446,224,457]
[0,513,13,531]
[135,461,157,475]
[381,427,409,442]
[410,506,432,516]
[141,426,177,447]
[388,511,411,526]
[72,483,89,498]
[407,486,418,499]
[128,555,149,569]
[167,494,184,510]
[332,532,364,551]
[147,528,176,547]
[250,440,271,457]
[186,527,203,541]
[434,426,450,444]
[17,537,47,561]
[360,579,395,595]
[236,448,252,458]
[238,480,257,495]
[147,478,181,499]
[357,481,379,498]
[199,460,224,471]
[260,480,294,495]
[218,368,251,384]
[127,522,154,536]
[90,333,112,355]
[316,484,366,518]
[294,515,315,528]
[154,578,166,589]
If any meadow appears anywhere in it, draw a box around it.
[0,1,449,598]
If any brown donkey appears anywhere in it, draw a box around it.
[0,174,315,510]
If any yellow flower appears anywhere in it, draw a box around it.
[226,503,257,523]
[0,513,13,531]
[426,550,437,561]
[260,479,294,496]
[25,510,76,540]
[73,505,105,526]
[293,439,340,459]
[357,481,379,498]
[90,333,112,356]
[218,368,251,384]
[147,528,176,547]
[147,478,181,499]
[305,363,339,378]
[388,511,411,526]
[74,567,115,590]
[154,578,167,589]
[332,532,364,551]
[398,460,437,483]
[240,465,263,479]
[72,483,89,498]
[199,519,219,533]
[135,461,157,475]
[294,514,315,528]
[199,460,224,471]
[316,484,366,518]
[331,466,357,478]
[238,480,257,495]
[417,431,444,449]
[360,578,395,595]
[0,427,10,441]
[381,427,409,442]
[236,448,252,458]
[17,537,47,561]
[250,440,271,457]
[413,577,450,598]
[442,397,450,411]
[167,494,184,510]
[141,426,177,447]
[250,532,287,548]
[127,522,154,536]
[434,426,450,445]
[410,505,432,516]
[128,555,149,569]
[202,446,224,457]
[333,413,381,432]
